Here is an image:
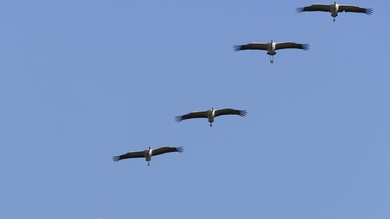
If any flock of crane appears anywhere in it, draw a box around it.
[113,2,373,166]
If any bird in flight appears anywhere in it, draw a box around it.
[234,40,309,63]
[113,146,183,166]
[296,2,373,22]
[175,107,247,127]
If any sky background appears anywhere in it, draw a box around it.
[1,1,389,219]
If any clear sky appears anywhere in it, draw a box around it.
[1,1,389,219]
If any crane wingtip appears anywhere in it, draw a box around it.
[240,110,247,117]
[177,146,184,153]
[302,44,310,51]
[366,8,373,15]
[296,7,304,13]
[112,156,120,162]
[233,45,241,52]
[174,116,183,122]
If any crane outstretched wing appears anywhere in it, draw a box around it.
[175,110,209,122]
[275,42,310,51]
[296,4,330,13]
[152,146,184,156]
[112,151,145,162]
[215,108,247,117]
[338,5,373,15]
[233,43,268,51]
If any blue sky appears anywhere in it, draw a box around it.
[1,1,389,218]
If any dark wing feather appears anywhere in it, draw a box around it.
[112,151,145,162]
[152,146,184,156]
[296,4,330,13]
[233,43,268,51]
[215,108,247,117]
[175,110,209,122]
[338,5,373,15]
[275,42,310,51]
